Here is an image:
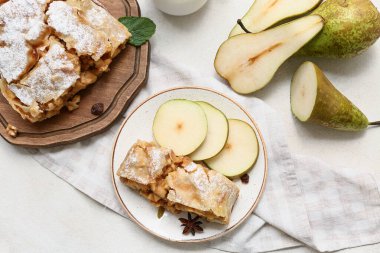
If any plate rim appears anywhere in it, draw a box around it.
[111,86,268,243]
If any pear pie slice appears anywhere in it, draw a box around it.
[117,140,240,224]
[0,0,131,122]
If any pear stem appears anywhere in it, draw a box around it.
[237,19,252,34]
[369,121,380,126]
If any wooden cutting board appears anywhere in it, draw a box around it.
[0,0,150,148]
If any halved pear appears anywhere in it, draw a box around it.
[190,102,229,161]
[153,99,207,156]
[215,15,324,94]
[230,0,322,37]
[205,119,259,178]
[291,61,377,131]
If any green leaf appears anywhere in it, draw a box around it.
[118,16,156,47]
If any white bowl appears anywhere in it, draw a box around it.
[153,0,208,16]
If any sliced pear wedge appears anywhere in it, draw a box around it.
[230,0,322,37]
[153,99,208,156]
[205,119,259,178]
[215,15,324,94]
[190,102,229,161]
[291,61,378,131]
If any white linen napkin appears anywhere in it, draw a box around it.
[29,59,380,252]
[26,0,380,252]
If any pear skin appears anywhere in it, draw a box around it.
[298,0,380,58]
[291,62,370,131]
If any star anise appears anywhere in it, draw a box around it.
[179,213,203,236]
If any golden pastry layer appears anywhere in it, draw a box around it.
[117,141,240,224]
[0,0,131,122]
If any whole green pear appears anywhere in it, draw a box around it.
[298,0,380,58]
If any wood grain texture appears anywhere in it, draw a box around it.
[0,0,150,148]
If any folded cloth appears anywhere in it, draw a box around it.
[29,58,380,252]
[28,0,380,251]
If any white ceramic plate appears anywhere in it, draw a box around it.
[111,87,268,242]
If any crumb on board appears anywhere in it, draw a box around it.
[66,95,81,112]
[6,124,18,138]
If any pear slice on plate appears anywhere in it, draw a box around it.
[190,101,229,161]
[230,0,322,37]
[153,99,208,156]
[205,119,259,178]
[215,15,324,94]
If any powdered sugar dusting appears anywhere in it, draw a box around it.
[183,162,197,172]
[25,21,49,43]
[0,34,33,83]
[167,163,239,221]
[190,165,209,192]
[47,1,109,61]
[0,0,130,121]
[167,165,209,211]
[0,0,50,83]
[119,145,151,185]
[9,41,80,105]
[148,147,170,178]
[118,142,170,186]
[207,170,239,218]
[82,1,131,51]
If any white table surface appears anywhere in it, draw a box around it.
[1,0,380,252]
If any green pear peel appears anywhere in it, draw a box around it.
[291,62,380,131]
[298,0,380,58]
